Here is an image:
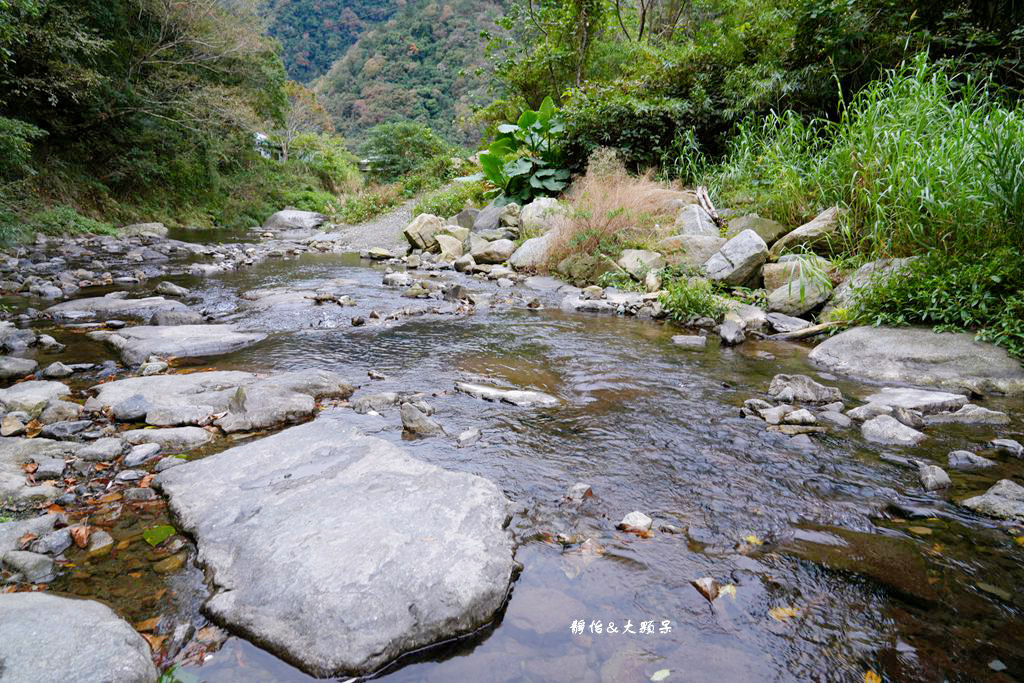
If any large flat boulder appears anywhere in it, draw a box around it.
[45,295,189,322]
[0,380,70,413]
[0,356,38,381]
[87,325,266,365]
[263,209,327,231]
[155,415,516,677]
[703,229,768,286]
[861,387,968,415]
[962,479,1024,522]
[809,326,1024,396]
[0,592,158,682]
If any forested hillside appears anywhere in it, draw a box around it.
[264,0,402,82]
[314,0,503,145]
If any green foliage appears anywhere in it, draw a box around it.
[360,122,452,182]
[0,117,46,180]
[853,249,1024,361]
[475,97,570,204]
[414,181,489,218]
[336,186,403,224]
[596,270,644,291]
[659,274,727,323]
[289,133,362,193]
[143,525,176,547]
[24,205,116,237]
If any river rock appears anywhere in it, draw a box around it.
[2,549,56,583]
[215,370,355,433]
[519,198,565,233]
[962,479,1024,522]
[0,514,58,555]
[658,234,727,269]
[155,281,190,297]
[0,414,24,437]
[471,238,516,264]
[726,213,788,244]
[926,404,1011,426]
[509,232,554,270]
[351,392,400,414]
[121,221,168,237]
[263,209,327,231]
[617,511,653,532]
[400,402,443,436]
[769,206,843,258]
[703,229,768,286]
[455,381,559,407]
[819,411,852,428]
[861,387,968,415]
[767,374,841,404]
[435,234,464,260]
[124,443,162,467]
[947,450,995,470]
[861,415,926,446]
[88,325,266,365]
[675,205,719,237]
[718,319,745,345]
[0,356,37,380]
[990,439,1024,457]
[672,335,707,349]
[154,416,516,677]
[918,464,951,491]
[766,279,831,316]
[0,592,158,682]
[123,426,213,452]
[808,326,1024,396]
[0,380,70,414]
[617,249,665,280]
[79,437,125,461]
[45,295,189,322]
[404,214,446,251]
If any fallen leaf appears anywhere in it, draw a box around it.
[651,669,671,682]
[907,526,932,536]
[17,532,37,549]
[865,671,882,683]
[128,572,142,579]
[140,633,166,652]
[977,582,1012,601]
[139,474,155,489]
[134,616,161,632]
[1014,536,1024,548]
[744,534,763,546]
[94,462,110,471]
[70,525,92,548]
[769,606,799,621]
[45,503,65,514]
[98,492,123,504]
[143,525,175,547]
[22,463,38,474]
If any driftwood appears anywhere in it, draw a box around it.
[767,321,844,341]
[696,186,722,227]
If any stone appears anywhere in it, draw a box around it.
[471,238,516,264]
[520,197,567,233]
[861,415,927,446]
[723,301,769,333]
[762,255,833,291]
[783,408,817,425]
[263,209,327,231]
[403,214,446,251]
[0,380,70,414]
[456,428,481,448]
[769,206,843,258]
[382,271,413,288]
[124,443,162,467]
[616,249,665,280]
[400,402,443,436]
[32,456,65,480]
[947,450,995,470]
[0,515,58,555]
[658,234,727,269]
[1,414,25,436]
[351,392,400,414]
[617,511,653,532]
[455,382,559,408]
[703,230,768,286]
[435,234,464,260]
[846,403,892,421]
[453,208,479,230]
[153,310,205,325]
[891,407,925,429]
[454,254,475,272]
[962,479,1024,522]
[440,225,470,242]
[28,527,72,556]
[45,295,189,322]
[566,483,593,503]
[124,487,157,502]
[862,387,968,415]
[808,326,1024,396]
[926,404,1010,426]
[819,411,852,428]
[766,312,812,334]
[508,233,554,270]
[0,592,158,682]
[675,204,719,237]
[214,371,356,434]
[718,320,745,345]
[86,529,114,558]
[767,374,842,404]
[88,325,266,365]
[122,426,212,453]
[766,278,831,316]
[820,258,912,319]
[155,281,190,297]
[726,213,789,245]
[121,221,168,237]
[918,464,951,491]
[78,437,125,461]
[42,361,74,378]
[364,247,394,260]
[672,335,707,349]
[155,416,515,677]
[39,399,83,425]
[139,360,168,376]
[2,549,55,583]
[758,405,793,425]
[990,439,1024,457]
[0,355,37,380]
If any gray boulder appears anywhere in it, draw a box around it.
[155,416,516,677]
[2,549,55,583]
[471,238,516,264]
[767,374,842,404]
[155,281,190,297]
[263,209,327,231]
[121,222,168,237]
[455,381,559,407]
[962,479,1024,522]
[400,402,444,436]
[769,206,843,258]
[0,380,70,414]
[861,415,926,446]
[0,592,158,682]
[809,326,1024,396]
[616,249,665,280]
[947,450,995,470]
[88,325,266,365]
[861,387,968,415]
[123,426,213,452]
[658,234,727,269]
[520,197,567,233]
[926,404,1010,426]
[45,295,189,322]
[918,464,951,491]
[703,229,768,286]
[403,214,446,251]
[509,232,554,270]
[675,205,719,237]
[0,514,59,555]
[726,213,789,245]
[766,279,831,316]
[0,356,37,380]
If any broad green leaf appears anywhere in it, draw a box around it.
[143,525,175,547]
[505,157,534,178]
[538,96,556,124]
[517,109,538,129]
[496,123,520,134]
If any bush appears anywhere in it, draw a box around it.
[282,189,338,213]
[0,117,46,181]
[360,122,452,182]
[413,181,489,218]
[290,134,363,194]
[659,274,727,323]
[336,186,403,224]
[853,249,1024,361]
[24,205,116,237]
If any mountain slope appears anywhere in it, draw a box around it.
[314,0,502,145]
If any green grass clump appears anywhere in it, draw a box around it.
[413,181,489,218]
[853,249,1024,362]
[659,274,727,323]
[25,205,117,237]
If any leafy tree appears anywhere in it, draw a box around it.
[274,82,334,162]
[359,121,452,182]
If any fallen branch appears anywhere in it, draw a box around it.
[696,186,722,227]
[767,320,845,341]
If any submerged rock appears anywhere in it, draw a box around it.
[861,387,967,415]
[918,464,952,491]
[45,295,189,323]
[455,381,559,407]
[947,450,995,470]
[809,326,1024,396]
[0,592,158,682]
[155,416,516,677]
[400,402,444,436]
[88,325,266,365]
[926,404,1010,426]
[962,480,1024,522]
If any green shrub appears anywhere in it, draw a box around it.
[853,249,1024,361]
[0,117,46,181]
[659,275,727,323]
[414,181,489,218]
[360,122,452,182]
[282,189,337,213]
[25,205,116,237]
[336,186,403,224]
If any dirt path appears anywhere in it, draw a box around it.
[326,197,419,253]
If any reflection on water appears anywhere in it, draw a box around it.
[33,251,1024,682]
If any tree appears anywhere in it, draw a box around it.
[275,82,334,162]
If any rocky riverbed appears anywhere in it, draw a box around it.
[0,208,1022,682]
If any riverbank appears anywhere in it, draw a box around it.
[0,207,1022,681]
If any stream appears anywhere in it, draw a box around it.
[4,228,1023,682]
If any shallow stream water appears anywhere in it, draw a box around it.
[19,243,1024,682]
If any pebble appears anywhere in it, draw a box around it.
[618,511,653,532]
[918,464,952,491]
[124,443,162,468]
[565,483,593,503]
[86,530,114,558]
[456,428,481,448]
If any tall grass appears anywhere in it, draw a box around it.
[709,55,1024,259]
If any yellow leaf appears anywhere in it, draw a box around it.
[865,670,882,683]
[907,526,932,536]
[1014,536,1024,547]
[719,584,737,599]
[744,535,763,546]
[769,606,799,621]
